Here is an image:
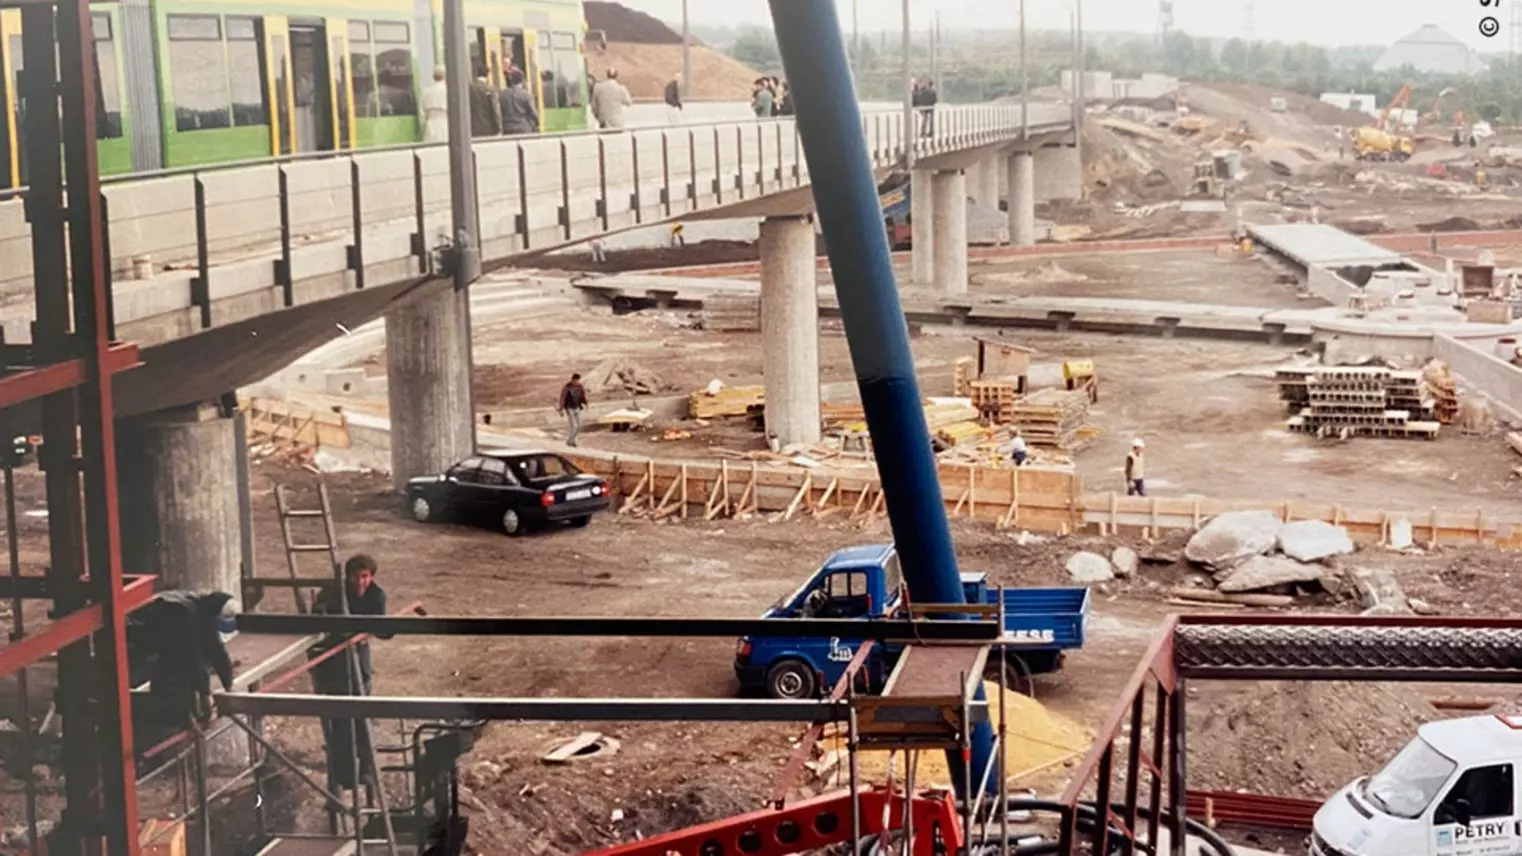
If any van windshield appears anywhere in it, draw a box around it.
[1362,737,1457,819]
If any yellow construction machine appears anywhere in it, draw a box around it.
[1354,83,1415,162]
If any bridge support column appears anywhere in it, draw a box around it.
[910,168,935,285]
[386,287,474,490]
[760,215,821,448]
[971,156,1002,213]
[1035,145,1083,201]
[1009,151,1036,247]
[932,169,968,296]
[116,401,251,766]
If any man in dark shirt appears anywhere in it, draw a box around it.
[557,373,589,447]
[468,62,501,138]
[664,73,683,125]
[313,553,390,694]
[499,68,539,135]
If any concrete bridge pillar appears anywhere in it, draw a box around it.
[117,401,242,596]
[910,168,935,285]
[1034,145,1083,201]
[760,215,821,448]
[971,156,1002,213]
[1009,151,1036,247]
[385,288,474,490]
[932,169,968,296]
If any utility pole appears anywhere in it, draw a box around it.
[852,0,860,84]
[682,0,692,99]
[1020,0,1028,139]
[902,0,913,167]
[443,0,480,290]
[933,12,943,93]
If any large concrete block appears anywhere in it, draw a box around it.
[284,159,355,238]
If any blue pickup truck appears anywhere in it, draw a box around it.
[734,544,1091,699]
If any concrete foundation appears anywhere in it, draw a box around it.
[932,170,969,296]
[910,168,935,285]
[385,286,475,489]
[1009,152,1036,247]
[759,215,821,447]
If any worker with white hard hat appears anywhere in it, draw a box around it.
[1125,438,1146,497]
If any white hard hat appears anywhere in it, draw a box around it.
[1132,438,1145,448]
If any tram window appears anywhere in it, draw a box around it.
[347,21,376,119]
[373,22,414,117]
[226,17,266,127]
[167,14,231,131]
[92,13,123,139]
[551,31,581,108]
[537,31,558,109]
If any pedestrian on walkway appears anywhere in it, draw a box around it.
[591,69,632,130]
[1124,438,1146,497]
[557,373,589,446]
[421,65,449,143]
[751,78,774,118]
[776,81,795,116]
[664,72,683,125]
[468,62,501,138]
[669,222,686,248]
[499,68,539,135]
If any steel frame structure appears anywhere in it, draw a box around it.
[0,0,146,853]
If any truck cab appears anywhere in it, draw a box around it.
[734,544,1089,700]
[1311,715,1522,856]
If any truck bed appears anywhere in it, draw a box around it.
[990,587,1090,649]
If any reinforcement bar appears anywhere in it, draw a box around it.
[234,613,1002,641]
[1175,622,1522,681]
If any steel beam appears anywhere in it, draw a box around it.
[0,575,155,680]
[0,573,154,599]
[217,692,990,724]
[0,343,140,409]
[234,613,1003,641]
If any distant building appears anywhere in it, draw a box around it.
[1319,92,1378,116]
[1373,24,1488,75]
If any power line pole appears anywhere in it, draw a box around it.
[681,0,691,99]
[902,0,913,167]
[443,0,479,290]
[1243,0,1255,40]
[1020,0,1028,139]
[852,0,860,83]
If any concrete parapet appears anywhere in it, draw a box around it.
[1433,334,1522,423]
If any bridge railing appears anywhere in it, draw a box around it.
[0,102,1069,343]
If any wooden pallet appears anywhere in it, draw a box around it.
[689,385,765,419]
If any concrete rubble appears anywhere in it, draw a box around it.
[1066,551,1116,583]
[1111,546,1139,578]
[1184,510,1283,571]
[1353,567,1411,616]
[1276,520,1355,563]
[1215,555,1330,594]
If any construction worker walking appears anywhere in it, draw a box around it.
[1125,438,1146,497]
[558,373,588,447]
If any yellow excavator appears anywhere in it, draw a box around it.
[1354,82,1415,162]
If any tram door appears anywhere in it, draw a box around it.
[0,10,17,188]
[523,30,545,129]
[327,19,355,150]
[288,23,329,152]
[471,27,503,86]
[262,16,295,155]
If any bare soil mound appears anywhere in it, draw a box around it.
[585,1,683,44]
[587,42,760,100]
[1190,681,1440,800]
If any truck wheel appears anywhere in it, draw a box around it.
[766,660,817,700]
[984,657,1033,697]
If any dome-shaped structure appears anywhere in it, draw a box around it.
[1374,24,1488,75]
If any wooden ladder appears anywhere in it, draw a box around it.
[273,482,399,856]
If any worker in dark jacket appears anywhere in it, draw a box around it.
[312,553,390,695]
[468,62,501,137]
[499,68,539,135]
[128,590,238,750]
[664,73,683,125]
[309,554,391,792]
[557,373,589,447]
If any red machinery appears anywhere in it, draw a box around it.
[583,788,964,856]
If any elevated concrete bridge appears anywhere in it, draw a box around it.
[0,100,1079,594]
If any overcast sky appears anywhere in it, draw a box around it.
[622,0,1504,52]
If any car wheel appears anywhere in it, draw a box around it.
[500,508,525,537]
[569,515,592,528]
[766,659,817,700]
[410,495,440,523]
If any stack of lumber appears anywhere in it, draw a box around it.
[1421,360,1460,425]
[1277,366,1441,440]
[833,400,979,437]
[970,380,1019,423]
[1008,389,1092,450]
[585,357,669,396]
[700,296,760,332]
[821,402,866,428]
[935,421,993,449]
[954,357,975,397]
[689,385,765,418]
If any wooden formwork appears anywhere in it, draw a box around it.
[240,397,350,452]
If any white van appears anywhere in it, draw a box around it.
[1311,715,1522,856]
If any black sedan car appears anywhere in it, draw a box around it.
[405,449,611,536]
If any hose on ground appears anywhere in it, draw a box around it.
[852,797,1237,856]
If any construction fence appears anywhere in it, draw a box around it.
[236,397,1522,550]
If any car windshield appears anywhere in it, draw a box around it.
[1362,737,1457,819]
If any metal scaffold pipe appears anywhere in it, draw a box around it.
[763,0,997,798]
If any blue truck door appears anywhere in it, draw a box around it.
[799,569,876,691]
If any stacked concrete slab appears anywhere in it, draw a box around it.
[1277,366,1440,440]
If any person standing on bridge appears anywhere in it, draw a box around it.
[421,65,449,143]
[664,73,683,125]
[751,78,774,118]
[558,373,589,447]
[591,69,632,131]
[499,68,539,136]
